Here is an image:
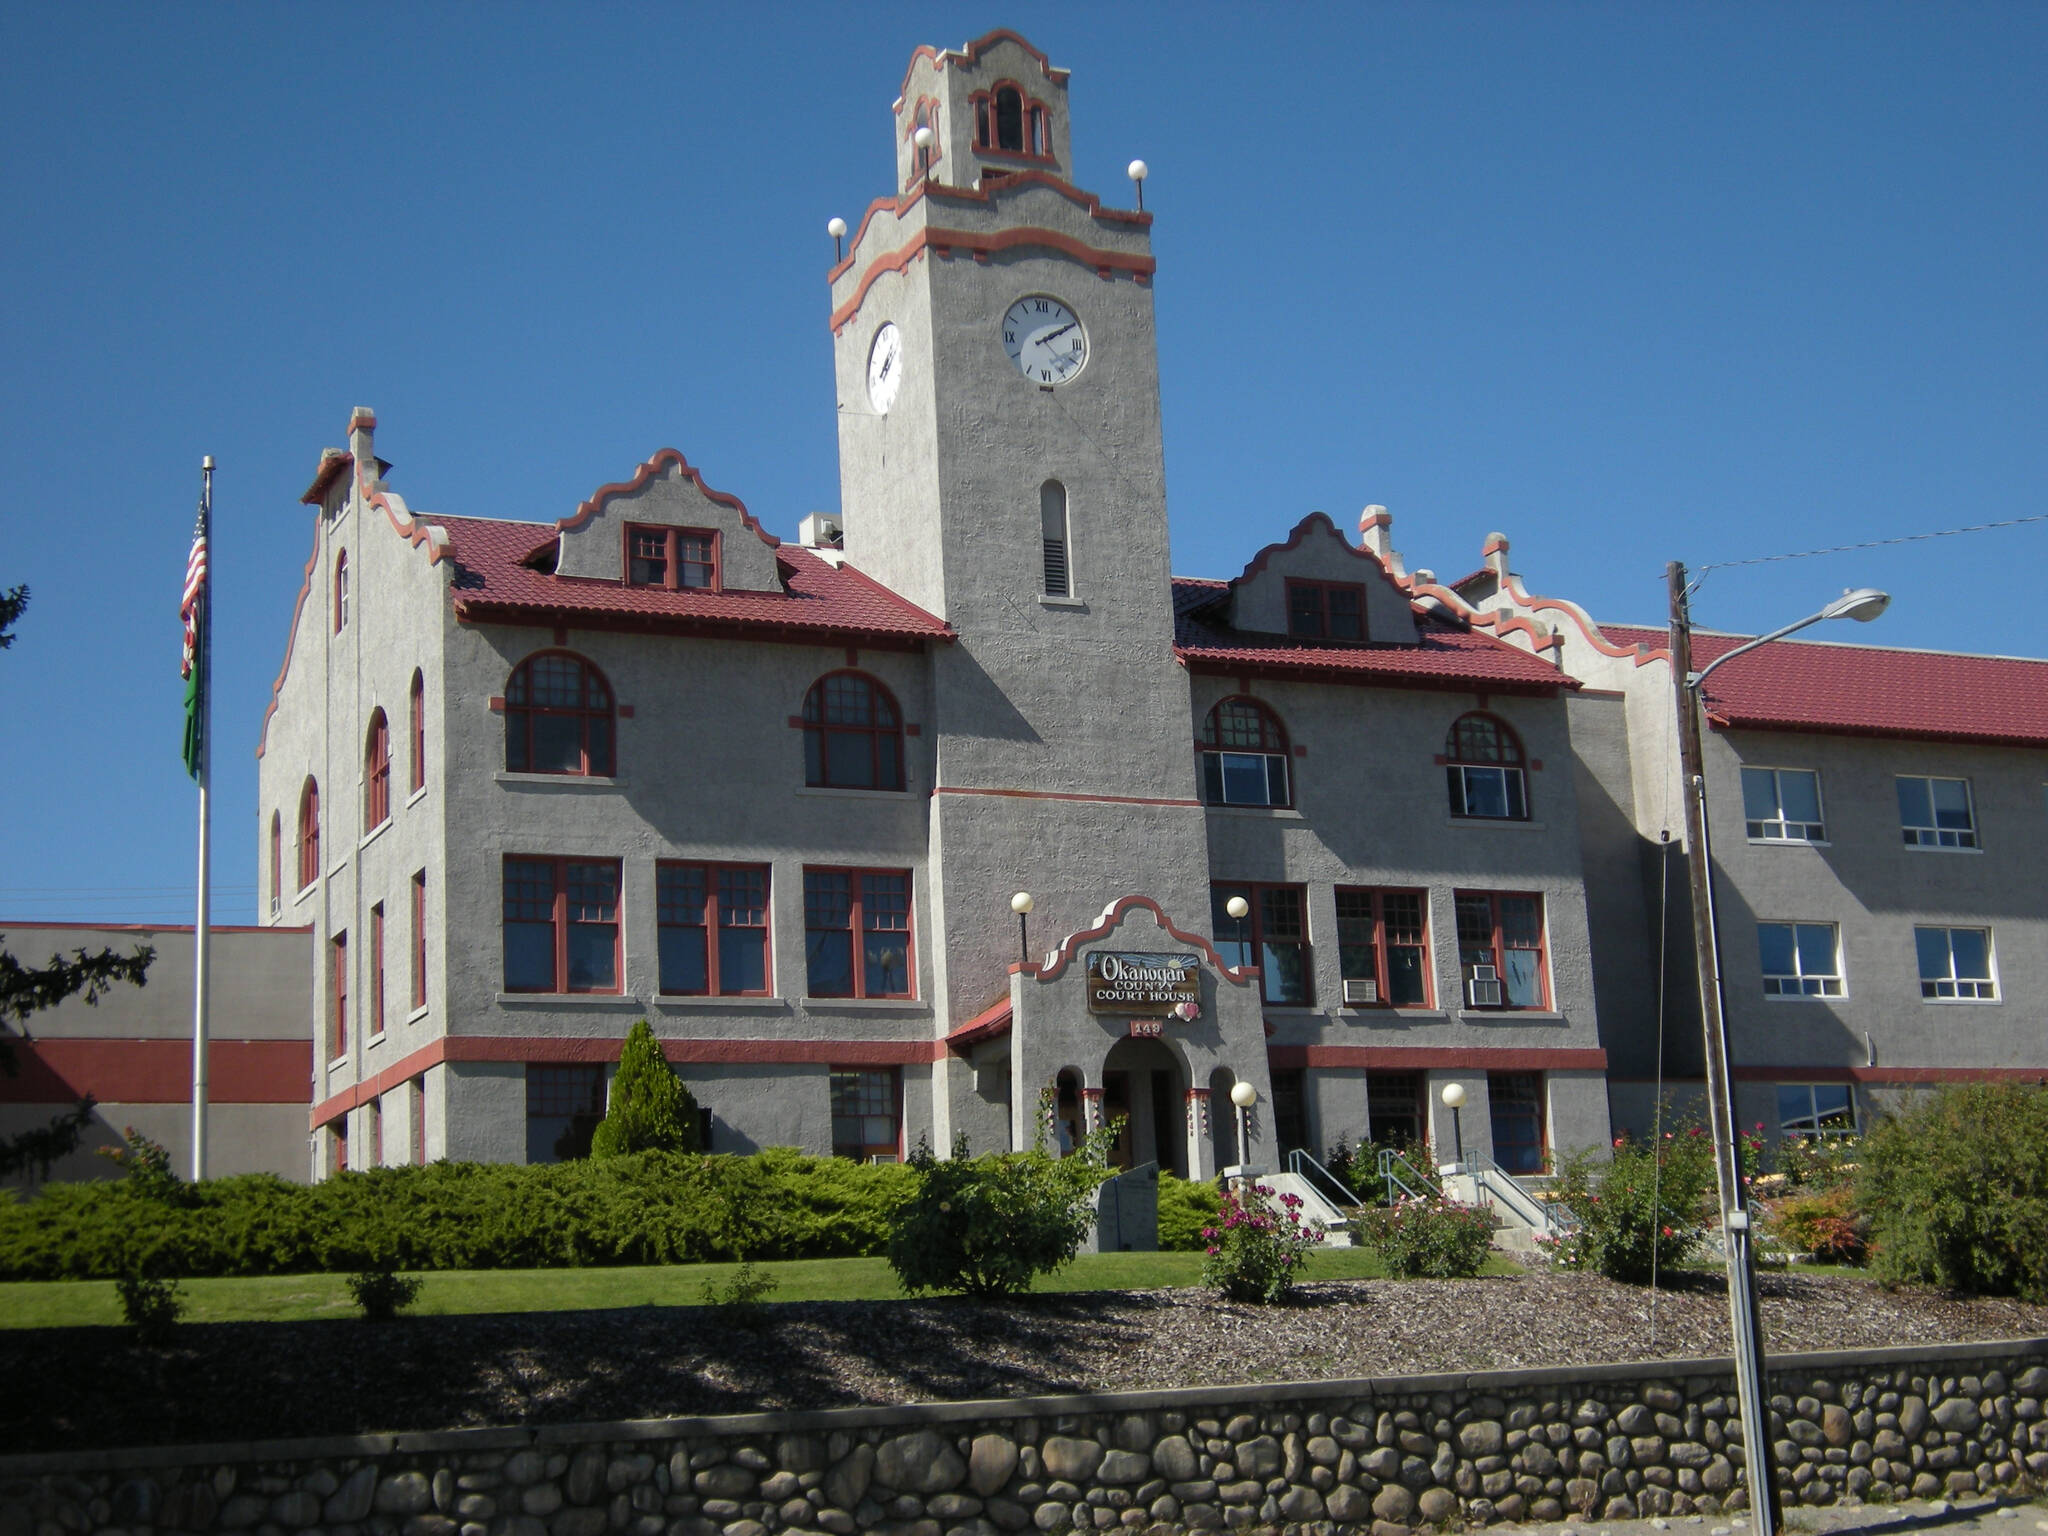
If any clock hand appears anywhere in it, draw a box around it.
[1037,322,1077,344]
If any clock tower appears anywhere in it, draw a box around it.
[828,30,1211,1129]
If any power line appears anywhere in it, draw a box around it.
[1696,511,2048,574]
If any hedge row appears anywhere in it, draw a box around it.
[0,1149,917,1280]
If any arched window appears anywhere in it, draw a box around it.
[270,811,282,915]
[994,86,1024,151]
[408,670,426,794]
[333,551,349,633]
[1445,713,1528,820]
[505,652,615,777]
[1040,480,1070,597]
[297,777,321,890]
[803,672,903,790]
[1199,697,1290,807]
[365,709,392,830]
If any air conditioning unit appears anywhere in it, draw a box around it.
[1465,964,1504,1008]
[798,511,843,549]
[1342,977,1380,1005]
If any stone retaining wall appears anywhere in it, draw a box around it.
[6,1340,2045,1536]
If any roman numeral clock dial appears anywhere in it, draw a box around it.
[1001,295,1088,386]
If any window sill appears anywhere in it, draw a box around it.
[652,994,792,1013]
[1261,1005,1323,1018]
[1921,996,2000,1005]
[365,1031,387,1051]
[1339,1007,1448,1022]
[1036,594,1087,610]
[1903,842,1982,854]
[495,991,647,1008]
[493,772,625,791]
[1763,993,1848,1003]
[794,785,916,801]
[1746,837,1829,848]
[1456,1009,1566,1023]
[804,996,930,1013]
[359,819,394,854]
[326,1054,349,1073]
[1204,805,1305,820]
[326,855,350,877]
[406,785,428,809]
[1446,817,1546,831]
[405,1004,430,1025]
[292,884,316,908]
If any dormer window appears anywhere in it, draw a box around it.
[627,525,717,591]
[1286,579,1364,641]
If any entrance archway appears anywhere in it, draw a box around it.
[1102,1036,1188,1177]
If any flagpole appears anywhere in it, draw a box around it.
[192,455,214,1184]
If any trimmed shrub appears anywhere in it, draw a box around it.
[1764,1185,1866,1265]
[1201,1179,1322,1303]
[1546,1125,1718,1284]
[1157,1172,1222,1251]
[886,1135,1107,1297]
[1358,1195,1494,1278]
[346,1266,424,1321]
[1857,1083,2048,1299]
[590,1020,700,1158]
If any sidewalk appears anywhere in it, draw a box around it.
[1500,1496,2048,1536]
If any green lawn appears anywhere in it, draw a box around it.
[0,1246,1520,1329]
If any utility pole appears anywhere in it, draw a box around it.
[1668,560,1782,1536]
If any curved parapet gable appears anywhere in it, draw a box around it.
[1028,893,1257,988]
[550,447,782,591]
[554,446,774,544]
[894,27,1070,109]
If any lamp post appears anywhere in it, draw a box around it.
[1439,1081,1467,1170]
[1011,891,1034,965]
[913,124,934,182]
[1225,894,1250,970]
[1127,158,1149,211]
[1668,565,1889,1536]
[1229,1079,1257,1169]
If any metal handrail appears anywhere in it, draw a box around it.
[1286,1147,1362,1218]
[1465,1154,1574,1236]
[1375,1146,1443,1205]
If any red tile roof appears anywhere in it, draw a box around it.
[1173,579,1572,693]
[1600,622,2048,748]
[435,515,952,646]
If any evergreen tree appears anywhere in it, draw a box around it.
[590,1019,700,1157]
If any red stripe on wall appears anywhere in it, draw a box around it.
[1266,1045,1608,1072]
[0,1039,312,1105]
[309,1034,946,1129]
[1727,1065,2048,1084]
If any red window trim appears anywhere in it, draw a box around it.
[1446,711,1531,822]
[501,855,624,995]
[804,866,916,1000]
[408,670,426,794]
[1453,890,1551,1010]
[970,80,1056,162]
[656,860,775,997]
[1284,578,1368,642]
[298,777,321,891]
[623,522,721,592]
[365,709,392,830]
[1197,695,1293,809]
[1211,881,1313,1006]
[410,870,428,1010]
[369,903,386,1037]
[903,95,945,185]
[504,650,617,777]
[1334,886,1434,1009]
[330,931,349,1061]
[802,670,906,792]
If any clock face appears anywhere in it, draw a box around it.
[1001,295,1088,386]
[866,322,904,414]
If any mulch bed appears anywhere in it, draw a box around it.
[7,1270,2047,1456]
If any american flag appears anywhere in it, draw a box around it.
[180,499,207,678]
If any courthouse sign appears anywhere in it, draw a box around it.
[1085,951,1201,1016]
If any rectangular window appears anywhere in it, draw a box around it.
[1335,888,1431,1007]
[502,857,621,993]
[1365,1071,1424,1148]
[331,1121,347,1174]
[369,903,386,1038]
[330,932,349,1059]
[1211,882,1312,1005]
[1779,1082,1856,1138]
[1742,766,1824,842]
[1915,925,1997,1000]
[525,1063,607,1164]
[1285,579,1365,641]
[658,862,772,995]
[411,870,428,1009]
[1897,775,1978,849]
[1758,921,1844,997]
[1041,481,1070,597]
[626,524,718,590]
[830,1068,902,1161]
[1488,1071,1546,1174]
[804,869,913,998]
[1454,892,1547,1008]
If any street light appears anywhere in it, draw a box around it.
[913,124,934,182]
[1439,1081,1467,1170]
[1229,1079,1257,1169]
[1011,891,1034,964]
[1127,158,1149,211]
[1225,894,1250,970]
[1668,567,1889,1536]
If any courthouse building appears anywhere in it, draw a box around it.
[230,29,2047,1183]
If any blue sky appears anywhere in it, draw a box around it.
[2,2,2043,925]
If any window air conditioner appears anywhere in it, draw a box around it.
[1465,964,1504,1008]
[1342,977,1380,1005]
